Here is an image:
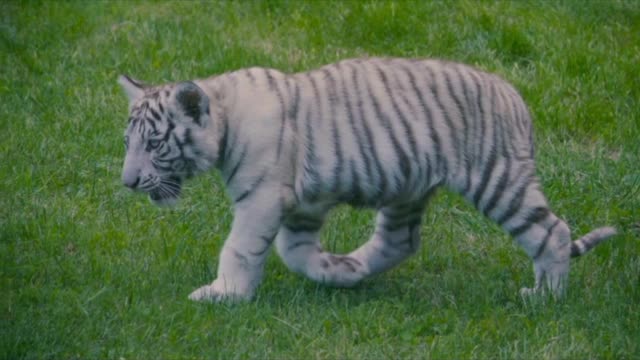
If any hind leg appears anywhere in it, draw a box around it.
[467,164,573,297]
[275,210,369,287]
[347,199,429,276]
[275,196,429,287]
[517,214,573,297]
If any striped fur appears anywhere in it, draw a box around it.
[118,57,616,302]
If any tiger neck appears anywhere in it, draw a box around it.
[194,74,236,171]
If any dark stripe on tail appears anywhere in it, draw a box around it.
[570,227,617,258]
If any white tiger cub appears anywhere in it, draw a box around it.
[118,57,616,302]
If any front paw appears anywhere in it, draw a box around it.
[188,280,253,303]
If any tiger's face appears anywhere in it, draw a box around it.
[118,75,216,206]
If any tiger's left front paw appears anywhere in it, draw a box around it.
[188,279,253,303]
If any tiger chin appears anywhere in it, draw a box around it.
[118,57,616,303]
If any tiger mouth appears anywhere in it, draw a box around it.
[148,176,182,205]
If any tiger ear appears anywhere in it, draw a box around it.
[118,75,145,102]
[173,81,210,127]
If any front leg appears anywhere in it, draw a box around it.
[189,187,282,302]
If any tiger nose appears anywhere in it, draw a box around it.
[123,175,140,189]
[122,168,141,189]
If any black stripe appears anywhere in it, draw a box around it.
[348,159,364,205]
[481,156,511,216]
[156,153,183,165]
[284,210,325,233]
[149,106,161,121]
[478,81,499,200]
[472,148,498,208]
[216,113,229,169]
[183,128,194,147]
[234,171,267,203]
[170,131,184,153]
[445,67,473,193]
[163,119,176,142]
[145,117,158,134]
[137,117,145,135]
[266,69,287,161]
[376,63,419,165]
[341,63,373,191]
[423,65,459,176]
[123,75,143,89]
[303,74,323,198]
[382,215,422,232]
[232,250,249,267]
[402,64,445,178]
[469,71,486,170]
[495,89,515,158]
[288,77,300,134]
[225,144,248,185]
[322,68,344,192]
[223,124,239,168]
[287,240,318,251]
[472,111,498,206]
[533,219,559,260]
[366,63,411,186]
[443,67,468,152]
[509,92,529,141]
[151,161,172,172]
[287,77,301,186]
[358,113,387,198]
[382,206,423,223]
[570,242,582,258]
[302,105,322,194]
[497,172,533,225]
[352,63,386,198]
[337,63,371,204]
[284,221,323,233]
[248,235,276,257]
[394,63,432,189]
[509,206,550,237]
[481,81,500,173]
[327,254,362,269]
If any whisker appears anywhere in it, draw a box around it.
[162,185,178,198]
[158,186,174,199]
[157,180,180,198]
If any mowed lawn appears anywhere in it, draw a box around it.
[1,1,639,359]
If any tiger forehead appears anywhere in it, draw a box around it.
[131,88,172,114]
[126,94,174,139]
[125,114,172,141]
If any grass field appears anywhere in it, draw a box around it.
[1,1,639,359]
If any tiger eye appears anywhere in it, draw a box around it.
[147,139,162,150]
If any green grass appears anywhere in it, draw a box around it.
[1,1,639,359]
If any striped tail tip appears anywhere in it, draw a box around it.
[570,226,617,258]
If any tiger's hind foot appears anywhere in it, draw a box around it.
[275,226,371,287]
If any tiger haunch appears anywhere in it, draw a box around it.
[118,57,616,302]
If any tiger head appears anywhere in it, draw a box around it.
[118,75,218,206]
